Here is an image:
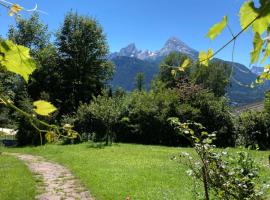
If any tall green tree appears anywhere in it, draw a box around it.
[135,72,145,92]
[83,91,125,145]
[55,12,114,114]
[7,13,53,101]
[8,13,50,53]
[190,60,231,97]
[159,52,190,88]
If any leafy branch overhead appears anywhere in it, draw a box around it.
[200,0,270,85]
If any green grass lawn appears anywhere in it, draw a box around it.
[0,154,36,200]
[1,143,270,200]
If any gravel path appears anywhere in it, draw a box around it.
[7,153,93,200]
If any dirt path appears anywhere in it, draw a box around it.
[7,153,93,200]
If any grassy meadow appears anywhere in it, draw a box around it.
[1,143,270,200]
[0,154,36,200]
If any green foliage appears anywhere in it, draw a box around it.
[264,91,270,113]
[73,91,126,145]
[55,12,114,114]
[251,33,263,64]
[159,52,190,88]
[191,60,231,97]
[135,72,145,92]
[208,0,270,84]
[235,110,270,150]
[169,119,269,200]
[8,13,50,52]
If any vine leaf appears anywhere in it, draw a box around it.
[199,49,213,66]
[9,4,22,16]
[256,76,264,84]
[207,16,228,40]
[239,1,258,31]
[261,41,270,63]
[0,40,36,82]
[251,33,263,64]
[179,58,192,71]
[33,100,57,116]
[240,0,270,34]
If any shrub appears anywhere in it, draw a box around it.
[169,118,269,200]
[236,111,270,150]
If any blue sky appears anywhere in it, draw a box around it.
[0,0,258,67]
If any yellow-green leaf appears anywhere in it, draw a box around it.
[207,16,228,40]
[0,40,36,82]
[256,76,264,84]
[178,58,191,71]
[199,49,213,66]
[33,100,57,116]
[239,1,258,31]
[261,42,270,63]
[251,33,263,64]
[260,71,270,79]
[240,0,270,34]
[264,64,270,72]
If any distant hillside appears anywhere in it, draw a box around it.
[225,61,270,105]
[109,56,159,90]
[109,37,270,106]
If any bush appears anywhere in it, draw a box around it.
[236,111,270,150]
[169,119,269,200]
[118,89,187,146]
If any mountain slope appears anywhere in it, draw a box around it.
[110,56,159,90]
[109,37,269,105]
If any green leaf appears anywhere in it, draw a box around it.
[33,100,57,116]
[178,58,191,71]
[256,76,264,84]
[199,49,213,66]
[240,0,270,34]
[0,40,36,82]
[261,42,270,63]
[207,16,228,40]
[251,33,264,64]
[260,72,270,79]
[253,2,270,34]
[239,1,258,31]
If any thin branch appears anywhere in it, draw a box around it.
[199,15,260,63]
[227,24,235,38]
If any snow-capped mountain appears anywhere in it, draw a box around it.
[157,37,198,59]
[109,37,198,61]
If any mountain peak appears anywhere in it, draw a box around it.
[119,43,140,57]
[159,37,198,59]
[109,36,198,60]
[164,37,184,46]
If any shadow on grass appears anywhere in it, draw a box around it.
[86,141,121,149]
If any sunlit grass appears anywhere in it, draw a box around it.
[3,143,270,200]
[0,154,36,200]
